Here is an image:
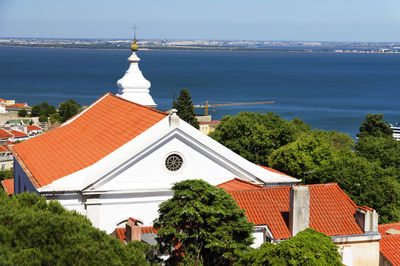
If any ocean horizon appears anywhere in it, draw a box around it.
[1,46,400,138]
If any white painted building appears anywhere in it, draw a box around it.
[11,41,299,234]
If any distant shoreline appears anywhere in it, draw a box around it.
[2,44,400,54]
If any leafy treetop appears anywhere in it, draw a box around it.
[173,89,200,129]
[235,228,342,266]
[154,179,254,266]
[0,192,152,265]
[357,113,393,139]
[210,112,311,165]
[59,99,82,122]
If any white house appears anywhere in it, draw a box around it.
[11,40,299,234]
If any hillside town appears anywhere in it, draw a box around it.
[1,38,399,265]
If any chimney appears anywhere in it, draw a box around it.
[289,185,310,236]
[125,218,143,242]
[355,207,378,233]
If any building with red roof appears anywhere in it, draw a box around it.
[0,129,13,141]
[27,125,43,136]
[220,182,381,265]
[11,91,299,233]
[10,130,29,141]
[379,223,400,266]
[10,40,300,235]
[1,178,14,195]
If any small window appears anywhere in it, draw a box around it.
[165,154,183,171]
[1,164,5,170]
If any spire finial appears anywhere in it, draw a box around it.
[130,25,139,52]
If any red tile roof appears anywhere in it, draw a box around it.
[379,223,400,236]
[218,178,263,191]
[226,183,364,240]
[12,94,167,188]
[1,179,14,195]
[0,145,9,153]
[10,130,28,138]
[27,125,42,132]
[379,223,400,266]
[115,226,157,243]
[15,103,26,107]
[0,129,12,139]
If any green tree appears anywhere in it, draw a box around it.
[30,104,41,117]
[236,229,342,266]
[210,112,311,166]
[355,136,400,170]
[17,109,27,117]
[38,114,47,123]
[30,102,57,117]
[357,114,393,139]
[49,113,63,124]
[268,130,353,183]
[173,89,199,129]
[0,191,152,265]
[0,169,13,182]
[59,99,81,122]
[268,130,400,223]
[154,179,254,265]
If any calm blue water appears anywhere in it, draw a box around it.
[1,46,400,137]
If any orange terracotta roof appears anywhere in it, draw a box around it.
[13,94,167,188]
[379,223,400,266]
[115,226,157,243]
[13,103,26,108]
[1,179,14,195]
[218,178,263,191]
[379,223,400,236]
[27,125,42,132]
[227,183,364,239]
[0,129,12,139]
[10,130,28,138]
[0,145,9,152]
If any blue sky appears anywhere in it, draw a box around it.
[1,0,399,42]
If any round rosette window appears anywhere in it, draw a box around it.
[165,154,183,171]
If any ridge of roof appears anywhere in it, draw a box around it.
[62,93,167,127]
[218,178,263,191]
[13,93,168,188]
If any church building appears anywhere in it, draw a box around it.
[11,38,299,233]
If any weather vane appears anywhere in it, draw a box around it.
[130,25,139,39]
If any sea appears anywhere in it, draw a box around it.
[1,46,400,138]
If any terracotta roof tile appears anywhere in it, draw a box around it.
[1,179,14,195]
[0,129,12,139]
[27,125,42,132]
[13,94,167,188]
[379,223,400,266]
[10,130,28,138]
[226,183,364,239]
[218,178,263,191]
[379,223,400,236]
[0,145,9,153]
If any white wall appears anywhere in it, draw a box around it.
[95,136,245,192]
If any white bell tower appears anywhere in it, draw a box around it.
[117,38,157,107]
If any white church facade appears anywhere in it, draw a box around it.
[11,39,299,234]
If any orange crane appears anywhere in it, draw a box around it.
[193,100,275,116]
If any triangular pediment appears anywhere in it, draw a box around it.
[38,116,298,193]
